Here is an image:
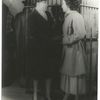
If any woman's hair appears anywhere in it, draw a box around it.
[64,0,81,11]
[51,5,62,17]
[51,5,64,21]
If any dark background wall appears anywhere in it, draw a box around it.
[2,4,16,87]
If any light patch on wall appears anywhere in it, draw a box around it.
[3,0,25,16]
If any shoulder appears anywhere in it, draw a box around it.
[71,11,84,21]
[65,11,84,25]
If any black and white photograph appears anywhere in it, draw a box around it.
[2,0,98,100]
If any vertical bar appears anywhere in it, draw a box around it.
[86,6,88,27]
[32,0,33,4]
[33,80,38,100]
[89,29,93,99]
[57,0,60,5]
[93,8,95,34]
[85,0,86,18]
[79,0,81,13]
[68,76,70,93]
[48,0,49,6]
[48,0,50,6]
[60,0,62,6]
[75,76,79,100]
[25,0,29,96]
[32,80,33,100]
[82,1,85,18]
[81,5,83,16]
[27,0,29,6]
[32,0,35,4]
[89,7,91,33]
[95,8,98,34]
[25,6,28,46]
[34,0,36,4]
[64,75,67,91]
[28,0,30,6]
[47,0,49,5]
[56,0,58,5]
[85,0,87,17]
[52,0,53,5]
[31,0,33,6]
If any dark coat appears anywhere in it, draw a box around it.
[27,9,61,79]
[14,9,32,77]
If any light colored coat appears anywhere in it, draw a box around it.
[61,11,87,76]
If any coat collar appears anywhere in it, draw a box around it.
[34,9,48,21]
[64,10,77,18]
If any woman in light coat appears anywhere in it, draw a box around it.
[60,0,88,100]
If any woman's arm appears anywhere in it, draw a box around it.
[63,13,86,45]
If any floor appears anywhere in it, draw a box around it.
[2,81,97,100]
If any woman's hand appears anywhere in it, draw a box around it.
[63,36,70,44]
[63,35,80,45]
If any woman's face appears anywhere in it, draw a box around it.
[62,0,68,12]
[37,1,48,11]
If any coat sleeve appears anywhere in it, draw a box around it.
[63,14,86,44]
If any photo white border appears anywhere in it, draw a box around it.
[0,0,2,100]
[0,0,99,100]
[98,0,100,100]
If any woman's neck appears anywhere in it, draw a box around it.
[65,7,71,14]
[36,6,46,13]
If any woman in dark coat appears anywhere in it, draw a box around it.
[14,1,33,86]
[26,0,56,100]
